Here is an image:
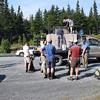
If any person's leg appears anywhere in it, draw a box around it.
[68,59,76,80]
[75,59,80,80]
[85,53,88,68]
[82,55,85,67]
[29,60,35,72]
[47,67,51,79]
[46,61,51,79]
[51,60,56,79]
[26,63,28,72]
[40,56,43,73]
[67,60,70,75]
[26,57,31,72]
[70,67,74,78]
[24,58,28,72]
[75,67,79,77]
[42,61,47,78]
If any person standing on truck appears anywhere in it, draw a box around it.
[67,40,81,80]
[81,36,90,68]
[43,39,56,80]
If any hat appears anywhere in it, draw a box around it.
[73,39,78,44]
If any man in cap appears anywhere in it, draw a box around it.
[81,36,90,68]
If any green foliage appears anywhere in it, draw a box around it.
[0,39,10,53]
[0,0,100,44]
[18,35,22,43]
[94,34,100,39]
[22,34,26,44]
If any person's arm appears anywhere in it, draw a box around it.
[68,48,71,60]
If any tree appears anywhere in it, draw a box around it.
[0,0,4,42]
[15,6,24,41]
[34,9,43,34]
[93,0,98,34]
[88,7,95,34]
[76,0,80,13]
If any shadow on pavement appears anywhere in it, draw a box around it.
[0,63,21,68]
[55,68,66,72]
[56,73,67,79]
[0,75,6,82]
[79,72,94,80]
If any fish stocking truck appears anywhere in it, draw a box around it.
[46,24,80,66]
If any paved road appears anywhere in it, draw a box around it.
[0,57,100,100]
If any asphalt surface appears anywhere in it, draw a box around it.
[0,57,100,100]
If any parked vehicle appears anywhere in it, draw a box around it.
[16,46,39,57]
[46,26,100,66]
[56,36,100,66]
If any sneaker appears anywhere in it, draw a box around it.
[49,77,52,80]
[75,76,79,80]
[44,75,47,79]
[67,76,74,81]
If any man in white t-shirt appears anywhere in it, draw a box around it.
[23,43,31,72]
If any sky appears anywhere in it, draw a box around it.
[8,0,100,19]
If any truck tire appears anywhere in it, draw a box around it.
[55,55,62,66]
[19,52,24,57]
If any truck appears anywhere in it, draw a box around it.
[46,26,80,66]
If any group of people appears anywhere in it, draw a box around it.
[22,35,90,81]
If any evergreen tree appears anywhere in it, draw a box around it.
[59,7,67,25]
[76,0,80,13]
[88,7,95,34]
[34,9,43,34]
[15,6,24,41]
[67,4,71,18]
[93,0,98,34]
[43,9,48,33]
[0,0,4,42]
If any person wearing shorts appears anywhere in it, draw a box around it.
[23,42,31,72]
[68,40,81,80]
[43,40,56,80]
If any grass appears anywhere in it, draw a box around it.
[93,34,100,39]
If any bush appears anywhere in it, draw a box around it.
[0,39,11,53]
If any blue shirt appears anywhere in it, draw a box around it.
[43,43,55,61]
[81,40,90,51]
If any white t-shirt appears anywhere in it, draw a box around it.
[23,45,30,57]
